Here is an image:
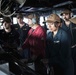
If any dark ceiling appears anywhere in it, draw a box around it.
[24,0,75,7]
[0,0,76,16]
[19,0,76,12]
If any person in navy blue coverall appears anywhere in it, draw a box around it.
[45,14,74,75]
[61,9,76,75]
[0,17,21,59]
[14,13,31,58]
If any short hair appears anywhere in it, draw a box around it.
[3,17,11,23]
[27,13,39,24]
[17,13,23,19]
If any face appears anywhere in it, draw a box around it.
[17,17,23,24]
[27,19,34,27]
[47,22,58,32]
[3,22,11,29]
[62,13,71,21]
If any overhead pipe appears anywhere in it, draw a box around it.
[0,0,26,17]
[53,1,73,8]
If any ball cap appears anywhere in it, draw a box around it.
[60,9,71,16]
[69,17,76,24]
[45,14,61,23]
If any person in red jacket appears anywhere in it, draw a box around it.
[21,13,47,75]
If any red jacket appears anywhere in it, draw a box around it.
[22,25,46,58]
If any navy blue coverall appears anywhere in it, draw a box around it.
[46,28,74,75]
[62,20,76,75]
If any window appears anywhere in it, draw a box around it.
[13,17,17,24]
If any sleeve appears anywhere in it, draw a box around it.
[33,28,46,57]
[22,37,30,49]
[13,30,20,47]
[22,30,31,49]
[45,31,51,59]
[0,30,3,44]
[60,31,71,62]
[15,31,20,47]
[45,39,50,59]
[35,29,46,48]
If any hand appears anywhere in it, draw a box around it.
[31,55,37,61]
[71,44,76,48]
[2,42,10,48]
[17,47,23,51]
[41,59,49,65]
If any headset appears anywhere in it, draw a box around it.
[71,12,73,17]
[32,18,37,24]
[31,14,39,24]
